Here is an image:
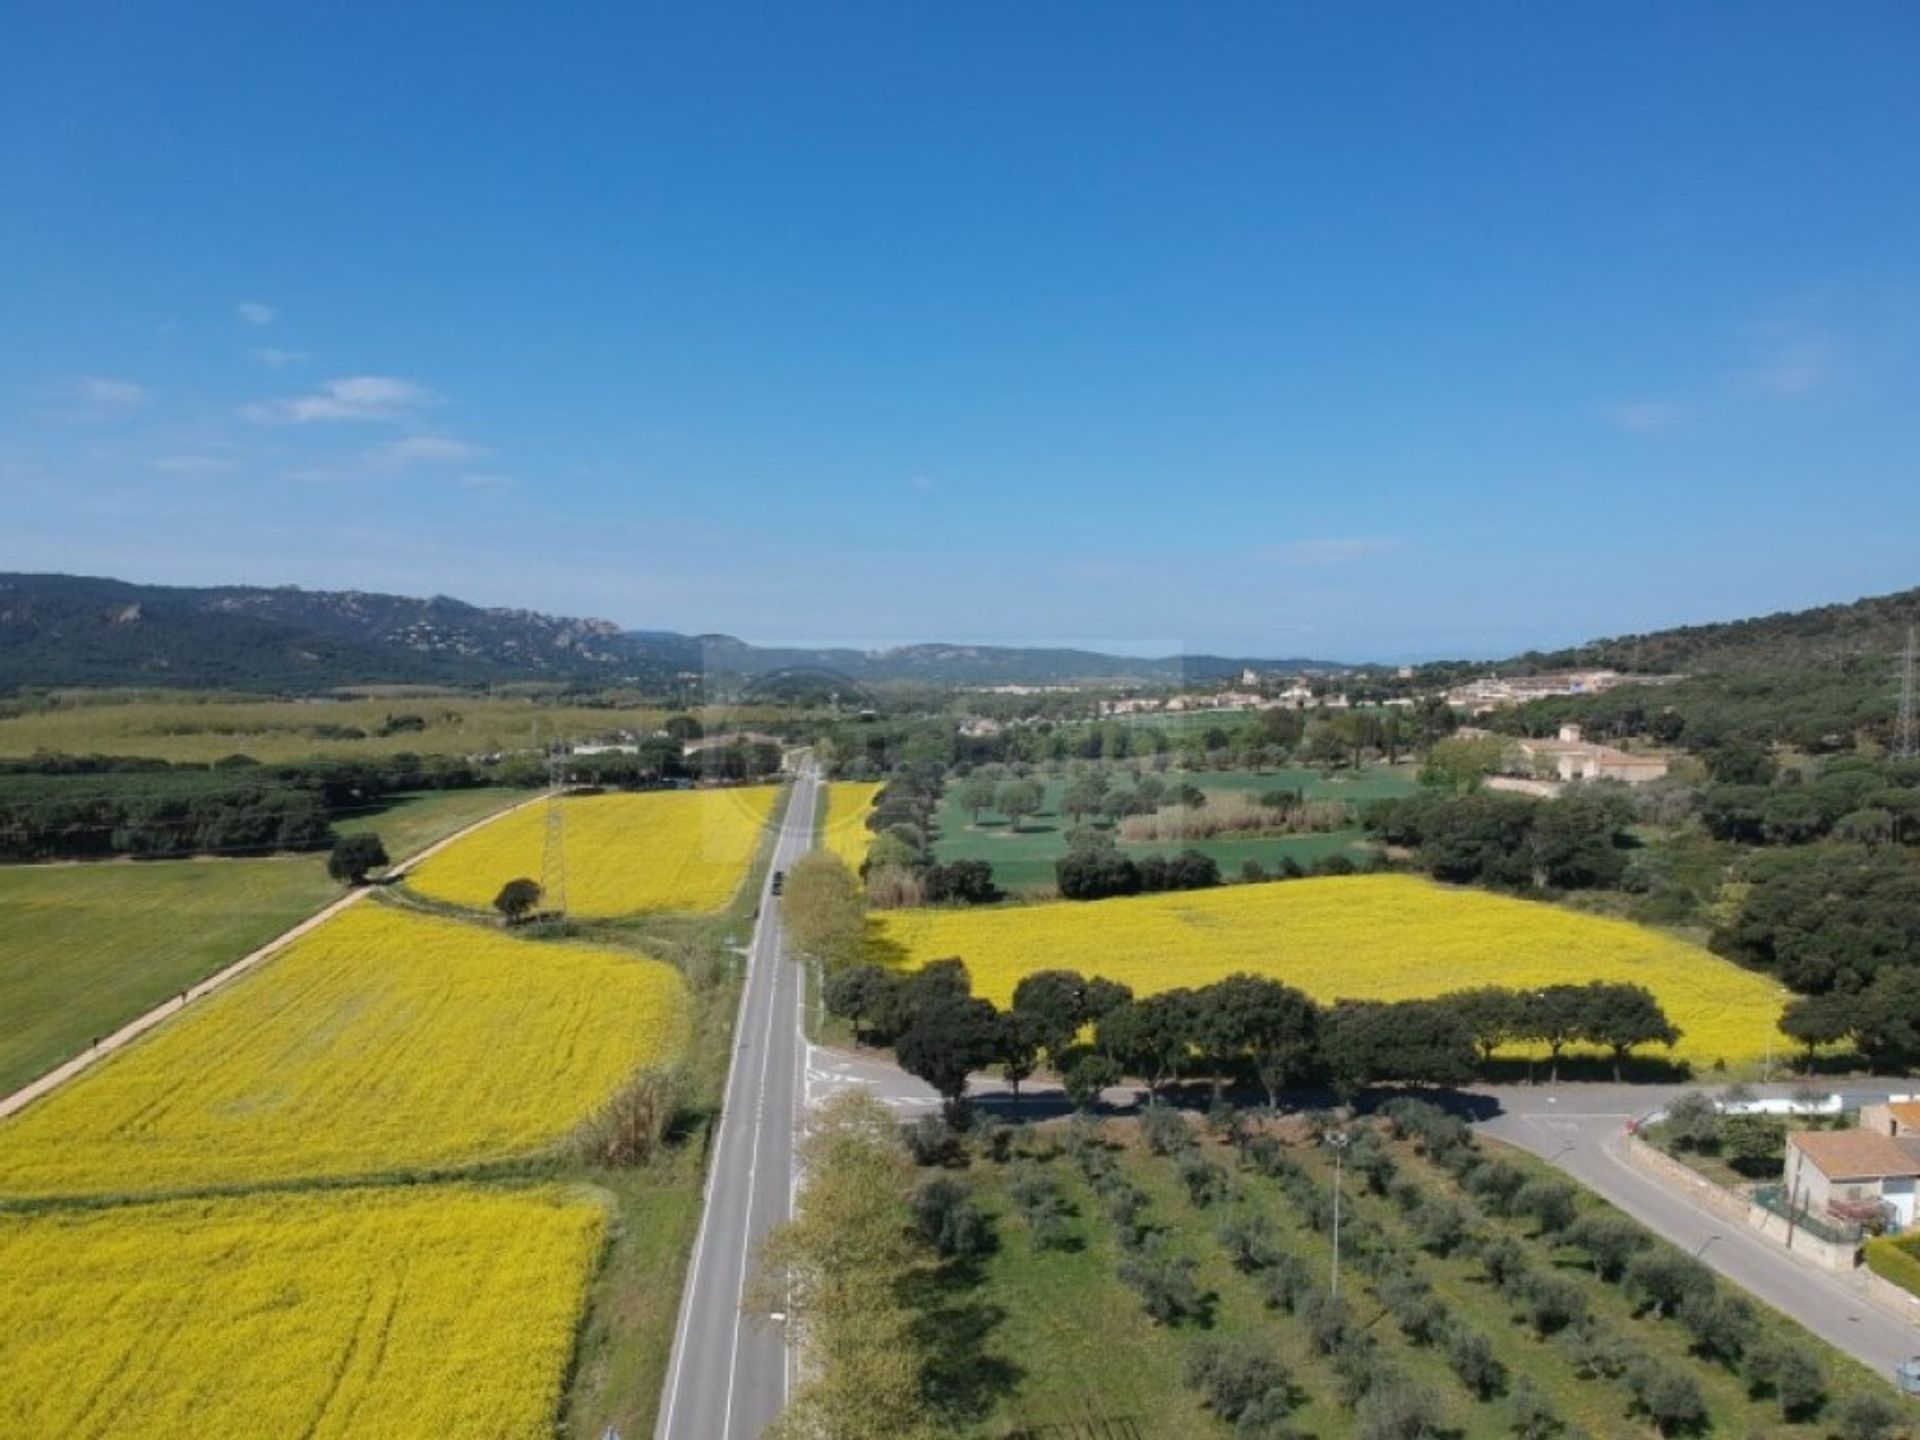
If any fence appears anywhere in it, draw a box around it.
[1751,1183,1864,1246]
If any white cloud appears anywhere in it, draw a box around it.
[253,348,309,369]
[77,377,148,407]
[368,435,489,468]
[1603,399,1683,433]
[458,471,516,490]
[1271,537,1402,566]
[245,375,440,424]
[151,454,238,475]
[237,301,276,326]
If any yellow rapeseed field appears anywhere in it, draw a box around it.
[0,1185,606,1438]
[876,874,1788,1068]
[406,787,778,917]
[822,780,882,870]
[0,904,689,1199]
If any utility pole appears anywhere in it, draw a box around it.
[543,741,568,920]
[1898,627,1918,763]
[1327,1129,1351,1301]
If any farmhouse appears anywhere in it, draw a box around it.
[1782,1130,1920,1229]
[1513,725,1669,786]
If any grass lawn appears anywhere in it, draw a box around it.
[935,765,1413,893]
[0,788,516,1095]
[0,858,336,1095]
[336,785,523,857]
[929,1115,1894,1437]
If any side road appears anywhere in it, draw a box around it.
[807,1053,1920,1381]
[0,791,542,1122]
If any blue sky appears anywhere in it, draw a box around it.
[3,3,1917,661]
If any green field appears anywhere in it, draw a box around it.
[930,1116,1890,1437]
[0,692,787,765]
[0,789,515,1095]
[935,766,1414,892]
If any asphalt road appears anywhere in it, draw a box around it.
[1482,1083,1920,1381]
[656,766,819,1440]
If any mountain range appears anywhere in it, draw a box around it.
[0,574,1345,690]
[2,572,1917,692]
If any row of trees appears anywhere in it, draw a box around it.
[861,766,1004,907]
[825,960,1682,1114]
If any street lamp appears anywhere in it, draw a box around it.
[1327,1129,1352,1301]
[1695,1233,1723,1260]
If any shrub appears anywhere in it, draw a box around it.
[1300,1288,1354,1355]
[1119,1237,1206,1325]
[1480,1234,1532,1292]
[912,1177,992,1259]
[1832,1390,1903,1440]
[1377,1270,1446,1346]
[1258,1253,1314,1314]
[1623,1250,1714,1319]
[1176,1151,1230,1208]
[1141,1102,1193,1156]
[1216,1210,1282,1274]
[569,1067,685,1167]
[1510,1178,1578,1235]
[1355,1375,1443,1440]
[1743,1336,1826,1421]
[1446,1326,1507,1399]
[1460,1159,1528,1215]
[1626,1358,1707,1436]
[1515,1271,1588,1336]
[1183,1336,1295,1425]
[903,1113,960,1167]
[1563,1211,1647,1281]
[1676,1288,1755,1364]
[1507,1376,1560,1440]
[1411,1195,1470,1256]
[1007,1162,1074,1250]
[1563,1321,1637,1381]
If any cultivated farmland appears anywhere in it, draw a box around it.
[875,874,1788,1068]
[0,903,689,1199]
[935,766,1407,892]
[821,779,882,870]
[0,1184,607,1439]
[405,786,778,917]
[0,788,517,1098]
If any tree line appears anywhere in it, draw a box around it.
[824,960,1681,1114]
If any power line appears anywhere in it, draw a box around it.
[542,741,568,919]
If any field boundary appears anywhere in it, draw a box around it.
[0,790,542,1122]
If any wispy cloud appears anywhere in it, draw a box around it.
[253,348,309,369]
[367,435,488,468]
[1271,537,1402,566]
[236,301,276,326]
[458,471,516,490]
[1740,335,1835,398]
[1603,399,1684,433]
[77,377,149,407]
[151,454,238,475]
[245,375,440,424]
[907,474,936,492]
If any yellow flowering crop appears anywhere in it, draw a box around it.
[0,1185,606,1439]
[0,905,689,1199]
[876,874,1788,1068]
[822,781,882,870]
[406,787,778,917]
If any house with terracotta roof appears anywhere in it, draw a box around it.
[1858,1099,1920,1139]
[1783,1129,1920,1228]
